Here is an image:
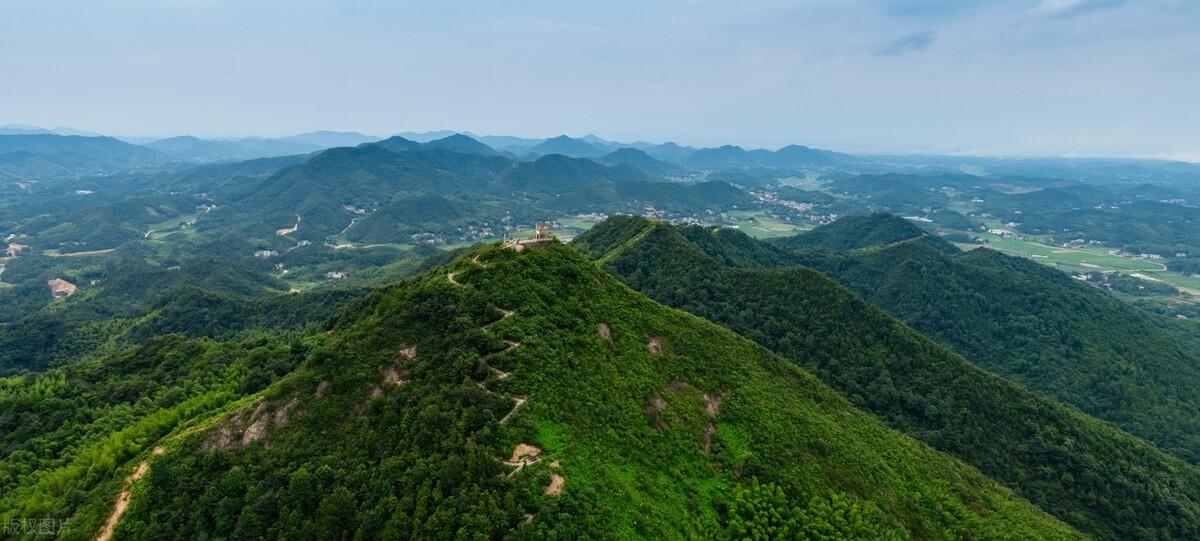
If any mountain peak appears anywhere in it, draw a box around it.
[260,240,1073,538]
[598,147,688,176]
[525,135,607,158]
[422,133,498,155]
[373,135,422,152]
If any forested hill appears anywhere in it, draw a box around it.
[574,215,1200,540]
[0,242,1080,540]
[0,134,168,180]
[772,212,958,254]
[194,141,750,242]
[779,218,1200,466]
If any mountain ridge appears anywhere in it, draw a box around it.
[1,241,1081,540]
[574,215,1200,540]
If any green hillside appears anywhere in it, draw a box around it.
[0,257,369,375]
[825,175,950,215]
[523,134,608,158]
[189,144,749,244]
[199,145,474,241]
[0,134,166,169]
[421,133,501,156]
[345,195,480,244]
[772,213,957,254]
[599,148,688,177]
[497,153,653,193]
[574,215,1200,540]
[772,215,1200,465]
[1,242,1080,540]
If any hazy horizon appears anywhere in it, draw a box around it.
[3,1,1198,160]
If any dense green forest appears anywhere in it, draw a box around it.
[771,213,957,254]
[1,242,1080,540]
[0,255,389,375]
[770,215,1200,466]
[6,130,1200,540]
[0,333,304,541]
[1015,200,1200,256]
[190,141,751,246]
[575,215,1200,540]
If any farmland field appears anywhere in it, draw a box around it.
[968,233,1200,295]
[722,210,810,238]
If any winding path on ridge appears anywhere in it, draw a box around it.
[482,310,514,331]
[95,446,166,541]
[498,395,527,425]
[446,253,528,426]
[97,254,522,539]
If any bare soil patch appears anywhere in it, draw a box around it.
[95,446,167,541]
[545,473,565,496]
[703,393,723,417]
[647,337,663,356]
[383,366,407,385]
[597,323,612,342]
[204,398,300,451]
[703,423,716,454]
[509,443,542,463]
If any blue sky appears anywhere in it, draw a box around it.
[1,0,1197,159]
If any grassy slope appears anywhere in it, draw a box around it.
[44,242,1081,540]
[574,216,1200,540]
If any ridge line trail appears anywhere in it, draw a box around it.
[453,252,527,424]
[483,337,524,423]
[275,213,302,236]
[95,446,166,541]
[499,395,528,425]
[45,248,116,257]
[481,340,520,379]
[876,233,932,251]
[337,217,360,236]
[482,309,513,331]
[447,251,493,287]
[502,445,540,476]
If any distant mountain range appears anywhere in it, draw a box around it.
[195,134,752,242]
[145,131,380,162]
[145,136,318,163]
[5,124,1200,187]
[8,121,1200,539]
[0,134,168,180]
[0,123,103,137]
[0,130,382,179]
